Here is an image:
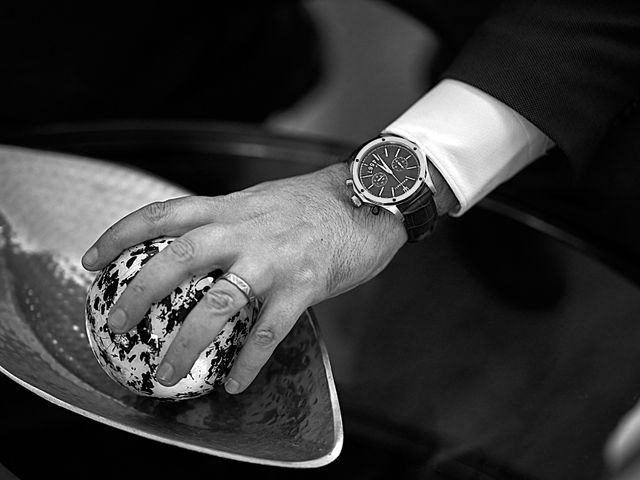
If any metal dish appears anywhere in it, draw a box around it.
[0,145,343,468]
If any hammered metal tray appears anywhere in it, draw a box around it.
[0,145,343,467]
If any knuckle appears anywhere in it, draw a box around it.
[203,289,236,313]
[220,191,245,204]
[252,325,279,348]
[104,224,122,246]
[141,201,172,225]
[167,237,197,263]
[172,334,195,353]
[129,283,146,296]
[292,265,318,289]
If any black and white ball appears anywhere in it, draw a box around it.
[85,236,259,401]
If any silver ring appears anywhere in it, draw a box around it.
[217,272,256,303]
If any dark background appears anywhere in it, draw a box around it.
[2,2,640,480]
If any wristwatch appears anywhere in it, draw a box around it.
[346,134,438,242]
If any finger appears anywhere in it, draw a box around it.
[155,276,251,387]
[107,225,236,333]
[82,196,217,271]
[224,295,305,394]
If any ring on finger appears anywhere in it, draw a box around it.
[217,272,257,303]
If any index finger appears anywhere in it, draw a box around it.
[81,196,217,271]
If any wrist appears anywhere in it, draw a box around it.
[342,133,450,243]
[322,161,407,243]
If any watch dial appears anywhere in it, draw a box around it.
[357,143,421,201]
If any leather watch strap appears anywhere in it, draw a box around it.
[400,184,438,243]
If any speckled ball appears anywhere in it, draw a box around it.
[85,236,259,401]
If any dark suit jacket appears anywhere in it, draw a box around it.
[394,0,640,168]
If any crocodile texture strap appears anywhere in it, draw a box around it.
[399,183,438,242]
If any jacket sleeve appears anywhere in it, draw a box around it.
[442,0,640,166]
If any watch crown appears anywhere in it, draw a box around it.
[351,195,363,208]
[345,179,354,187]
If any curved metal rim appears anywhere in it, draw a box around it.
[0,309,343,468]
[5,120,351,170]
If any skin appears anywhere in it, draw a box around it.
[81,161,455,394]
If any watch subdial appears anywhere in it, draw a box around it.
[372,172,388,187]
[392,157,409,171]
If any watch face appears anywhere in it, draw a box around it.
[353,139,425,204]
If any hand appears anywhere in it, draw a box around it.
[81,162,406,394]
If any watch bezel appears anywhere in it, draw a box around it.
[350,136,429,206]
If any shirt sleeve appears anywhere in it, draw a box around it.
[382,78,554,216]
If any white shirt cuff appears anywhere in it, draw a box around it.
[383,79,554,216]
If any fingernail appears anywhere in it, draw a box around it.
[108,308,127,331]
[82,247,98,268]
[225,378,240,394]
[156,363,175,385]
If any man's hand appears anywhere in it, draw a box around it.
[81,162,406,394]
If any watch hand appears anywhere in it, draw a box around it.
[374,155,393,175]
[382,160,403,184]
[373,154,403,183]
